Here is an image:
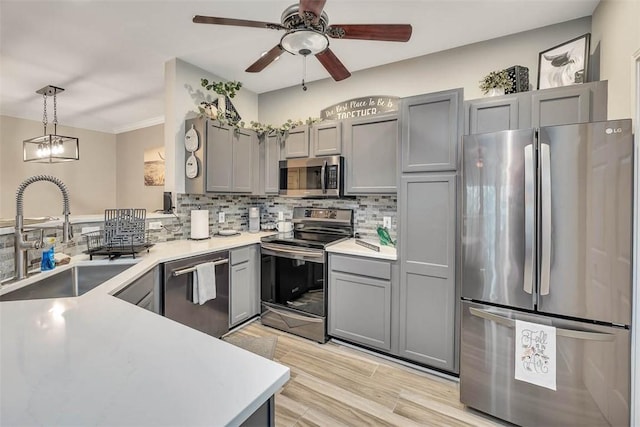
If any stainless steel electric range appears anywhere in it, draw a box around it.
[260,207,354,343]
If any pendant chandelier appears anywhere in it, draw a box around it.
[23,85,79,163]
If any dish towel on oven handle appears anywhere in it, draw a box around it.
[515,319,557,391]
[192,262,216,305]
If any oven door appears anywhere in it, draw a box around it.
[261,243,325,316]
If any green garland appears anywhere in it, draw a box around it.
[479,70,513,94]
[197,78,322,141]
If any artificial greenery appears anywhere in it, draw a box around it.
[249,117,323,141]
[200,79,242,98]
[479,70,513,94]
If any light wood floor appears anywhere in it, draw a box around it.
[228,321,510,427]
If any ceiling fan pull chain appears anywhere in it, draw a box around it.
[302,55,308,91]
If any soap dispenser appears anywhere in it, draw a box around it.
[40,237,56,271]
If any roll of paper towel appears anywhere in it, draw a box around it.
[190,210,210,239]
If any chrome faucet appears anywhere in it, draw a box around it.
[14,175,72,280]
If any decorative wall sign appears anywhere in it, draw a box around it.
[144,147,165,186]
[320,96,399,120]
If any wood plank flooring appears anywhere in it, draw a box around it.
[227,321,510,426]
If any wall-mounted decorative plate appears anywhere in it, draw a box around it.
[186,154,198,178]
[184,124,199,152]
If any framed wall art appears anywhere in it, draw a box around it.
[537,33,590,90]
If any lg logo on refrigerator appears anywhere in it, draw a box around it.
[605,127,623,135]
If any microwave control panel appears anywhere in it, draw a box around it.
[327,165,338,189]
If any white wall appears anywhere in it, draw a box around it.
[258,17,591,124]
[0,115,117,218]
[164,58,259,198]
[592,0,640,121]
[116,124,165,211]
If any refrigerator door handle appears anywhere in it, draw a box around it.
[523,144,534,295]
[469,307,615,342]
[540,143,551,295]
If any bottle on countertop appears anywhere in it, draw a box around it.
[40,237,56,271]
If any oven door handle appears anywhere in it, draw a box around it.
[261,243,324,258]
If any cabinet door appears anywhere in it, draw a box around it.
[401,89,462,172]
[312,120,342,157]
[344,113,398,194]
[264,134,282,194]
[531,85,591,127]
[465,96,519,135]
[230,261,252,327]
[329,271,392,351]
[206,124,233,192]
[284,126,309,158]
[231,129,256,193]
[399,173,457,372]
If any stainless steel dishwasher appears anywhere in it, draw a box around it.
[163,251,229,338]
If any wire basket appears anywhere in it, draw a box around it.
[84,208,153,259]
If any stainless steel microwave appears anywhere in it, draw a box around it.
[278,156,344,197]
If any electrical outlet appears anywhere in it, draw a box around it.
[149,221,163,230]
[383,216,392,229]
[278,211,284,221]
[218,212,225,223]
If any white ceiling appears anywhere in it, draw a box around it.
[0,0,599,133]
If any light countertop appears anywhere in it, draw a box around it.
[327,238,397,261]
[0,232,289,426]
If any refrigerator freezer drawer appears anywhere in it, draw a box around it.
[460,301,630,427]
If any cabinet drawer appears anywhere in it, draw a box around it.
[231,246,251,265]
[330,254,391,280]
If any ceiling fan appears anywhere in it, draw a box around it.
[193,0,412,82]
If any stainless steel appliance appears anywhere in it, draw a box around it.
[460,120,633,427]
[278,156,344,198]
[261,207,353,342]
[163,251,230,338]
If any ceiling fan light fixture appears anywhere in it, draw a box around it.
[281,29,328,55]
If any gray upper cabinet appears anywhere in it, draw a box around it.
[311,120,342,157]
[262,134,282,194]
[465,95,519,134]
[205,123,257,193]
[399,173,457,372]
[343,113,398,194]
[284,126,309,158]
[401,89,463,173]
[464,80,608,134]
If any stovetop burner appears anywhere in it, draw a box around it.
[261,207,354,249]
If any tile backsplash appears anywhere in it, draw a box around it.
[177,194,397,241]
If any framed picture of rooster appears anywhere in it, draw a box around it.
[537,33,590,89]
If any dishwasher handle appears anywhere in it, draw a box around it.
[171,258,228,277]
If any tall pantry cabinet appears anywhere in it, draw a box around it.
[399,89,463,373]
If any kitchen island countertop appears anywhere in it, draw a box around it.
[0,232,288,426]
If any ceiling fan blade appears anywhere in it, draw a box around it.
[245,45,285,73]
[193,15,285,30]
[328,24,412,42]
[315,48,351,81]
[299,0,326,24]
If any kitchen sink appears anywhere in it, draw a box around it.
[0,263,134,301]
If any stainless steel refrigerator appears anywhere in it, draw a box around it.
[460,120,633,427]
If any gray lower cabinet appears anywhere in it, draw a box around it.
[284,126,309,158]
[328,254,393,352]
[311,120,342,157]
[399,173,457,372]
[401,89,463,173]
[114,266,160,313]
[229,245,260,327]
[343,113,398,194]
[206,123,258,193]
[464,80,608,134]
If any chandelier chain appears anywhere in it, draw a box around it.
[42,93,48,135]
[53,91,58,126]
